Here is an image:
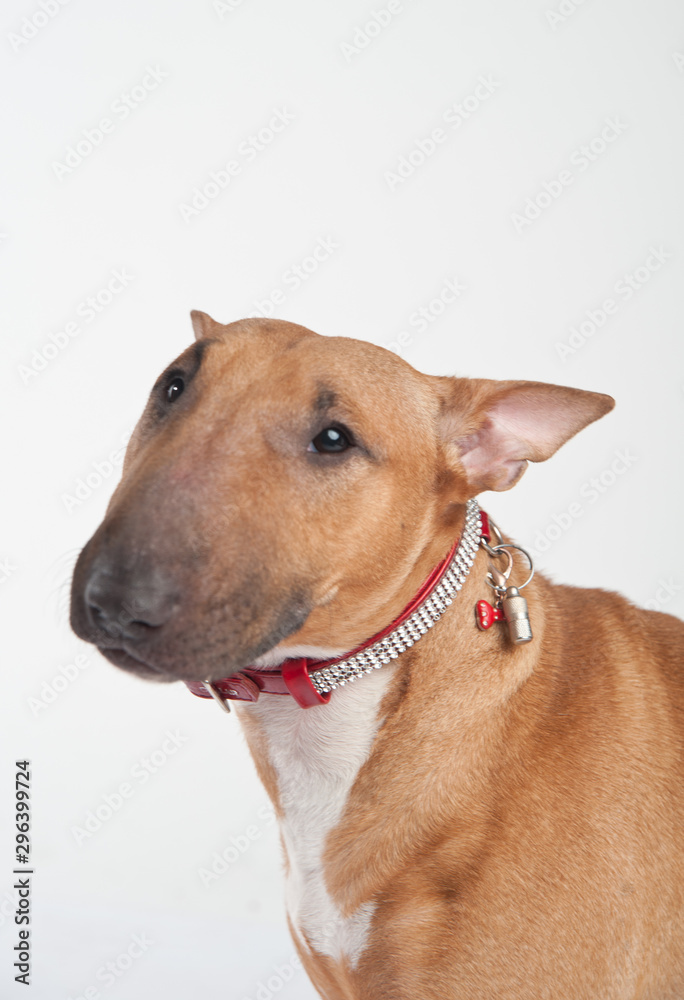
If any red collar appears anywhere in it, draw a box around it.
[186,501,486,711]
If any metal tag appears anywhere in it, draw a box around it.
[501,586,533,644]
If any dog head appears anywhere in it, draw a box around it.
[70,313,613,683]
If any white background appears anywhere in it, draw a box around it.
[1,1,683,998]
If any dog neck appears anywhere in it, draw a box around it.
[232,511,540,973]
[236,662,395,968]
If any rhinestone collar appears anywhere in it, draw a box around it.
[185,498,483,711]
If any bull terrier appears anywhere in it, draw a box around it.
[70,313,684,999]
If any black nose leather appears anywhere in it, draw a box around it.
[84,564,178,640]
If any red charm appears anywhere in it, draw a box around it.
[476,599,504,630]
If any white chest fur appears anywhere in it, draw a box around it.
[240,664,394,968]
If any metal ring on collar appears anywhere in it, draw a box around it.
[485,547,513,592]
[480,516,504,556]
[486,543,535,591]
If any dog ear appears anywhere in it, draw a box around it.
[437,377,615,494]
[190,310,221,341]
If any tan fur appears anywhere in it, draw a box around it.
[70,314,684,999]
[314,567,684,998]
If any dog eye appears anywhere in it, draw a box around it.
[308,426,352,454]
[166,376,185,403]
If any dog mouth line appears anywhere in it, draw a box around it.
[91,633,273,684]
[97,644,173,680]
[76,573,314,684]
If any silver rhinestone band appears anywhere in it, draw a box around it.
[310,499,482,695]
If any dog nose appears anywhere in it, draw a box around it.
[83,564,178,640]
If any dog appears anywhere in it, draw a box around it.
[70,312,684,999]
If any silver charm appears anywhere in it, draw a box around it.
[480,527,535,646]
[501,586,533,644]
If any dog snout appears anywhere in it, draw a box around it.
[82,560,179,641]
